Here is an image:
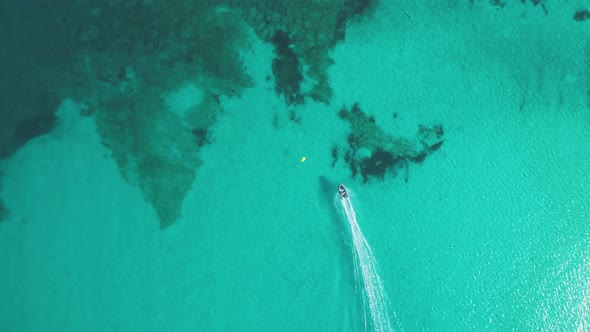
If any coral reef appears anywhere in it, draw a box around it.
[0,1,254,227]
[338,103,444,183]
[0,49,60,159]
[0,0,405,227]
[271,31,304,105]
[234,0,376,103]
[67,4,252,228]
[473,0,548,14]
[94,88,203,228]
[573,10,590,22]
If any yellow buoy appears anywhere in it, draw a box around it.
[301,156,306,163]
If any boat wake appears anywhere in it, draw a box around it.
[338,184,398,332]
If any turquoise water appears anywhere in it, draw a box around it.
[2,1,590,331]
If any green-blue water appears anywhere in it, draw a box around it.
[1,1,590,331]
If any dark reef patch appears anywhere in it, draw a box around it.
[0,1,259,228]
[237,0,379,104]
[519,0,549,15]
[573,10,590,21]
[337,103,444,183]
[0,68,60,159]
[335,0,374,42]
[12,111,57,148]
[191,128,210,148]
[358,149,401,182]
[271,31,304,106]
[474,0,548,14]
[331,146,339,168]
[288,109,302,123]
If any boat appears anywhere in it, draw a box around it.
[338,184,348,198]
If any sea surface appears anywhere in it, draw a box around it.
[1,1,590,331]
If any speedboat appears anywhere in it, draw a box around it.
[338,184,348,198]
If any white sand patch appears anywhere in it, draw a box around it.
[164,82,206,121]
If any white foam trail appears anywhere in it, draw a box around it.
[340,189,397,332]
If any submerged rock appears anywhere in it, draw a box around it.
[0,0,378,228]
[573,10,590,22]
[95,90,202,228]
[338,103,444,183]
[271,31,304,105]
[69,5,252,228]
[237,0,376,104]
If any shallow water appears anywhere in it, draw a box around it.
[1,1,590,331]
